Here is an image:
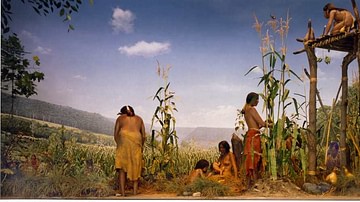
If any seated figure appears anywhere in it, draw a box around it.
[323,3,355,35]
[212,141,238,180]
[187,159,210,184]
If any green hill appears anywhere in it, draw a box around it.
[1,93,242,147]
[1,93,114,135]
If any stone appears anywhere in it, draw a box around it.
[302,183,322,195]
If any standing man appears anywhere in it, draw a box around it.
[114,105,146,196]
[241,92,271,188]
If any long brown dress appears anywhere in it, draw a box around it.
[115,129,143,181]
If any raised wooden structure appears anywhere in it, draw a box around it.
[308,31,358,53]
[294,0,360,179]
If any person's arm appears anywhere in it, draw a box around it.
[140,118,146,147]
[324,10,336,35]
[212,161,222,174]
[198,169,205,178]
[250,107,266,128]
[114,118,121,145]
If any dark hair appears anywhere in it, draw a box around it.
[194,159,210,170]
[323,3,346,12]
[241,92,259,114]
[323,3,334,11]
[218,140,230,153]
[118,105,135,116]
[246,92,259,104]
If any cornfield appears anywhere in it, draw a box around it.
[0,115,219,197]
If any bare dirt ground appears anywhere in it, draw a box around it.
[103,178,360,200]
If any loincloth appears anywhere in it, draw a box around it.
[244,129,262,175]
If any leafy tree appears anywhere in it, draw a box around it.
[1,0,92,34]
[1,34,44,114]
[1,0,91,101]
[1,34,44,179]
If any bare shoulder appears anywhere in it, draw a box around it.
[134,115,144,122]
[135,114,143,119]
[116,115,124,122]
[195,169,203,175]
[329,9,337,16]
[247,106,257,113]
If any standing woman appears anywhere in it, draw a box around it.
[241,92,272,188]
[114,105,146,196]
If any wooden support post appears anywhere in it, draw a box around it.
[351,0,360,30]
[304,68,328,120]
[304,20,318,182]
[358,35,360,126]
[340,53,356,170]
[356,33,360,132]
[352,0,360,120]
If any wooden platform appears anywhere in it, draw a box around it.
[307,31,359,53]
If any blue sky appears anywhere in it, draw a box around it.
[8,0,359,128]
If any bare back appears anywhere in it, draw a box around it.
[187,169,204,183]
[325,9,354,34]
[114,115,145,145]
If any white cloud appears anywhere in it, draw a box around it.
[72,75,87,81]
[21,31,52,55]
[242,65,263,76]
[110,7,135,33]
[251,66,263,74]
[20,30,40,43]
[34,46,52,55]
[119,41,171,57]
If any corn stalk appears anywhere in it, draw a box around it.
[248,13,305,180]
[149,61,179,178]
[346,78,360,170]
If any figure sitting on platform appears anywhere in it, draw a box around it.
[323,3,355,35]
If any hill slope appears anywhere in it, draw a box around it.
[183,127,238,148]
[1,93,114,135]
[1,93,241,147]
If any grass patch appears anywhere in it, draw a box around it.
[1,171,114,198]
[333,170,360,196]
[183,177,230,198]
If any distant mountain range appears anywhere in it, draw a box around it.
[1,93,243,147]
[182,127,240,148]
